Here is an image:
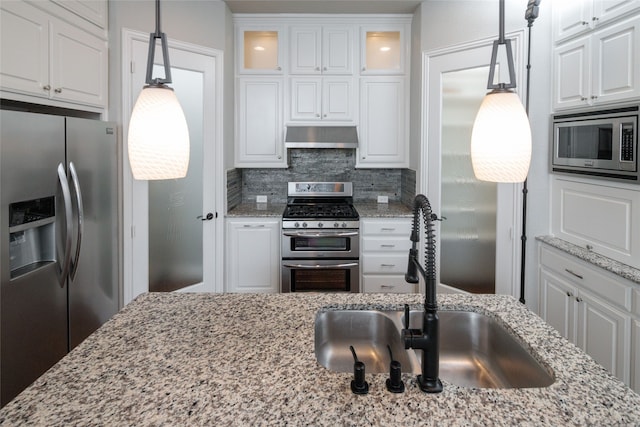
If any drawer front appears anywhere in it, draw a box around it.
[540,245,632,310]
[362,254,407,274]
[361,219,412,236]
[362,236,411,252]
[362,275,416,293]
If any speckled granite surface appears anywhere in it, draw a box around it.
[226,202,286,217]
[1,292,639,426]
[354,201,412,217]
[227,201,412,218]
[537,235,640,285]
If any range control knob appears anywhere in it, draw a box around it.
[318,222,323,228]
[342,222,347,228]
[294,222,300,228]
[302,222,308,228]
[334,222,340,228]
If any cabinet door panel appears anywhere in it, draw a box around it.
[540,269,577,342]
[553,0,592,42]
[290,27,321,74]
[50,18,106,107]
[593,17,640,103]
[322,27,353,74]
[553,37,590,109]
[237,78,285,167]
[323,78,354,121]
[358,78,406,166]
[594,0,640,26]
[290,78,321,120]
[577,290,631,382]
[0,1,49,97]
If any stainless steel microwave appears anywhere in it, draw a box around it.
[552,104,638,183]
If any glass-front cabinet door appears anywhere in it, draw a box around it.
[360,26,407,75]
[237,26,284,74]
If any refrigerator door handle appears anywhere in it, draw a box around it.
[68,162,84,281]
[57,163,73,286]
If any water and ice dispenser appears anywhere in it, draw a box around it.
[8,196,56,279]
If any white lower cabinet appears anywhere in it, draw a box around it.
[539,243,633,387]
[361,218,415,293]
[226,218,280,293]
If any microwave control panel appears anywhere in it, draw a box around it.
[621,125,635,162]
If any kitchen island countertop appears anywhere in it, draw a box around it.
[1,292,639,426]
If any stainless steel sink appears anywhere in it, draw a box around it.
[314,309,555,389]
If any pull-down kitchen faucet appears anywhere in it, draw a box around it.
[402,194,443,393]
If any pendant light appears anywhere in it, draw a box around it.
[471,0,531,183]
[128,0,189,180]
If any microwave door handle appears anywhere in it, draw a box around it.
[282,262,359,269]
[57,163,73,287]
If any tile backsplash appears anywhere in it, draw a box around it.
[227,149,416,210]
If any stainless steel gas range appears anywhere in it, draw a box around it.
[281,182,360,293]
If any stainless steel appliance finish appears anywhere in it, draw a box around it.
[552,104,639,182]
[285,126,358,149]
[1,110,119,407]
[281,182,360,293]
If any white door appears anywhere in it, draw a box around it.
[122,30,223,303]
[423,34,524,297]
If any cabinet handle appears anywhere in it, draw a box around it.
[380,244,396,248]
[380,264,396,267]
[380,285,395,289]
[243,224,265,228]
[43,84,51,91]
[565,269,583,280]
[54,88,62,94]
[380,228,396,232]
[586,244,593,251]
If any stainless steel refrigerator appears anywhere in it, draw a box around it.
[1,110,120,406]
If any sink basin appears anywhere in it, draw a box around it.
[314,309,555,389]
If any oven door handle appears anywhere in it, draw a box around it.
[282,262,359,269]
[282,231,359,238]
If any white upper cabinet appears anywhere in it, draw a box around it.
[553,14,640,109]
[51,0,107,29]
[554,0,640,43]
[237,25,285,74]
[236,77,286,167]
[360,25,408,75]
[289,26,354,75]
[0,0,107,110]
[290,77,355,122]
[357,77,407,167]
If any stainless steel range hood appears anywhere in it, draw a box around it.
[285,126,358,149]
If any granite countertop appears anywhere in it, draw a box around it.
[1,292,639,426]
[226,201,412,218]
[537,235,640,285]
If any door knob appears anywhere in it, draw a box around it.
[198,212,214,221]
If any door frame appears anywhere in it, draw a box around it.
[421,31,525,297]
[121,29,224,304]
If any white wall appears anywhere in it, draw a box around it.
[417,0,552,311]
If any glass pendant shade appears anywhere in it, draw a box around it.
[128,86,190,180]
[471,90,531,183]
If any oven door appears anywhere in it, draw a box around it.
[282,229,359,259]
[281,259,359,293]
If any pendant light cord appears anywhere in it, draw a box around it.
[155,0,161,37]
[519,1,540,304]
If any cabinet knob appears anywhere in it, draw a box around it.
[592,16,599,22]
[323,67,327,71]
[43,84,51,91]
[54,88,62,94]
[323,114,327,118]
[576,297,583,303]
[566,291,573,297]
[315,67,320,71]
[276,66,282,71]
[591,95,598,100]
[582,21,589,25]
[315,114,320,118]
[581,97,588,101]
[362,67,366,71]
